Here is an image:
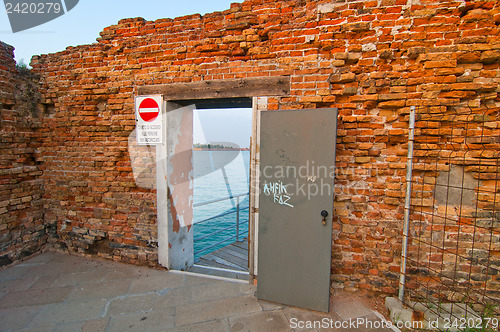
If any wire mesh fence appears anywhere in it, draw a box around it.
[404,103,500,331]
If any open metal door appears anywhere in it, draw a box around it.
[257,108,338,312]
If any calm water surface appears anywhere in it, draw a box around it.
[193,150,250,261]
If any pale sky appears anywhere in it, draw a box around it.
[194,109,252,148]
[0,0,236,64]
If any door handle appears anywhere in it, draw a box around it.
[321,210,328,226]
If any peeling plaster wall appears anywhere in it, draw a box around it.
[164,104,194,270]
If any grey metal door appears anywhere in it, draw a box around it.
[257,108,338,312]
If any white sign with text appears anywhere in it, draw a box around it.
[135,95,163,145]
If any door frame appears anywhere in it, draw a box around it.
[138,77,290,278]
[155,96,264,279]
[248,96,266,283]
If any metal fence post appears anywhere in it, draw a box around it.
[236,196,240,242]
[399,106,415,302]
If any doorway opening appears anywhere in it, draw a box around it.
[187,103,252,280]
[141,79,286,281]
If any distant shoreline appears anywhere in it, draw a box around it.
[193,147,250,151]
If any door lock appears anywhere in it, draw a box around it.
[321,210,328,226]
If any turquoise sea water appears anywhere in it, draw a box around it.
[193,150,250,261]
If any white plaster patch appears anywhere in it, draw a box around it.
[318,3,335,14]
[362,43,377,52]
[305,35,315,43]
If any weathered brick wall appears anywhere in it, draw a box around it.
[0,42,46,266]
[25,0,500,291]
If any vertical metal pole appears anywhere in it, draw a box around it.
[221,166,236,208]
[399,106,415,302]
[236,196,240,242]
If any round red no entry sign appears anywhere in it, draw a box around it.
[138,98,160,122]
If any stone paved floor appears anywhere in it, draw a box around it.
[0,252,394,331]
